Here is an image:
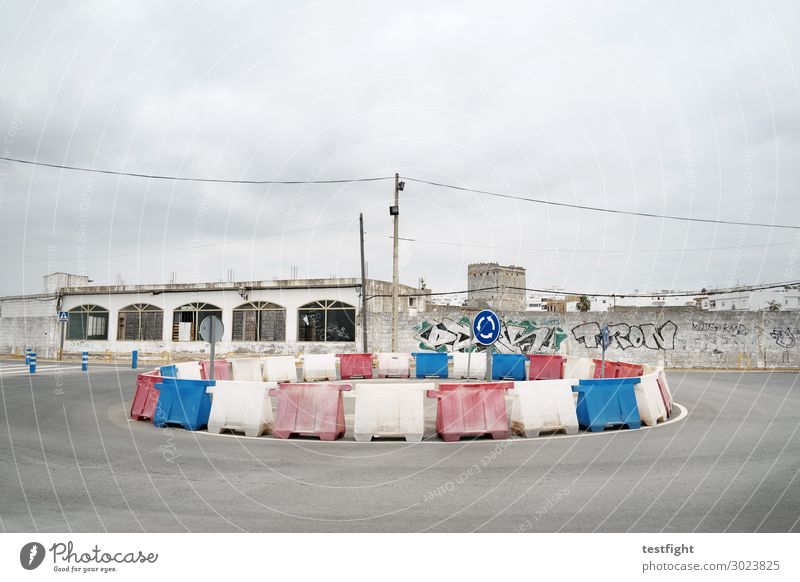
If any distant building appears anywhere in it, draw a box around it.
[467,262,526,312]
[707,287,800,311]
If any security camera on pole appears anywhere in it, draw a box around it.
[390,173,405,351]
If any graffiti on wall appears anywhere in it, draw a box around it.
[770,328,796,349]
[413,316,567,354]
[571,321,677,350]
[691,322,748,336]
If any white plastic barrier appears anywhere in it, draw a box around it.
[353,383,432,442]
[510,380,579,438]
[451,352,486,379]
[206,380,276,437]
[563,356,595,380]
[376,353,410,378]
[174,362,202,380]
[262,356,298,383]
[634,374,668,426]
[302,354,338,381]
[230,359,263,382]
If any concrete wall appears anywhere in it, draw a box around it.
[0,295,60,358]
[370,307,800,370]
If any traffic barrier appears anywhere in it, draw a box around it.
[29,352,36,374]
[81,351,89,372]
[634,374,668,426]
[302,354,338,381]
[616,362,644,378]
[199,359,233,380]
[173,362,202,380]
[25,348,31,365]
[353,383,432,442]
[510,380,579,438]
[230,359,264,382]
[426,382,513,441]
[262,356,298,382]
[573,377,642,432]
[160,364,178,377]
[153,377,214,431]
[337,353,374,379]
[526,354,565,380]
[451,352,487,379]
[491,353,527,380]
[206,380,276,437]
[563,356,595,380]
[131,350,138,369]
[593,359,621,378]
[413,352,449,378]
[656,368,674,417]
[377,353,411,378]
[130,370,161,421]
[269,383,351,441]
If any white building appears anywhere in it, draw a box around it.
[707,287,800,311]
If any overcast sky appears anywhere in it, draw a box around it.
[1,1,799,297]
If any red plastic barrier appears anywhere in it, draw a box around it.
[526,354,565,380]
[616,362,644,377]
[337,353,374,379]
[426,382,513,442]
[593,359,621,378]
[656,375,673,417]
[130,370,161,421]
[270,383,352,441]
[199,360,233,380]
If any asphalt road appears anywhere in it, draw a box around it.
[0,360,798,532]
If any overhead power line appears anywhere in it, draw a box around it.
[365,232,797,254]
[404,177,800,231]
[0,155,393,185]
[3,154,798,230]
[366,280,800,300]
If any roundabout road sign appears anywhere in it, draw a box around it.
[473,309,501,346]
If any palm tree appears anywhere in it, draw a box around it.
[767,300,781,312]
[576,295,591,312]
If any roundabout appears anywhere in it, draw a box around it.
[0,358,797,532]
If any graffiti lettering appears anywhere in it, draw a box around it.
[571,321,677,350]
[691,321,747,336]
[414,317,567,354]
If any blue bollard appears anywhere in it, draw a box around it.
[29,353,36,374]
[25,348,31,366]
[131,350,138,369]
[81,351,89,372]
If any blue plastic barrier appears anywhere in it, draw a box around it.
[131,350,138,370]
[29,352,36,374]
[81,351,89,372]
[153,377,214,431]
[413,352,449,378]
[491,353,527,381]
[572,377,642,432]
[160,364,178,378]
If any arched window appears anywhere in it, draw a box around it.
[117,304,163,341]
[67,305,109,340]
[232,302,286,341]
[298,300,356,342]
[172,303,222,342]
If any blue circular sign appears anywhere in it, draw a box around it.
[473,309,501,346]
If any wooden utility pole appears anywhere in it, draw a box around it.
[359,213,369,351]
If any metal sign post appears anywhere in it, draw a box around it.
[600,323,610,378]
[57,311,69,362]
[199,315,224,381]
[472,309,501,381]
